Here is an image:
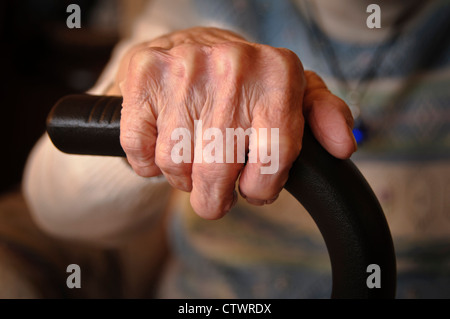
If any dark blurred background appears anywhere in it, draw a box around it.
[0,0,122,195]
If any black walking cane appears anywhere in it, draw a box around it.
[46,94,397,298]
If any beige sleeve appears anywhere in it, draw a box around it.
[21,0,198,246]
[22,132,172,245]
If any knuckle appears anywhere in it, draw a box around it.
[192,163,215,183]
[128,47,154,74]
[154,143,172,168]
[127,47,168,85]
[120,119,156,159]
[192,165,240,201]
[130,160,152,175]
[120,131,141,153]
[192,165,223,194]
[169,42,200,56]
[122,140,157,176]
[168,43,203,82]
[211,42,254,78]
[155,143,190,176]
[259,46,304,81]
[215,41,253,56]
[121,49,167,114]
[122,43,147,64]
[272,47,302,69]
[120,133,150,158]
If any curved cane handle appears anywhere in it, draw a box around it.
[47,94,397,298]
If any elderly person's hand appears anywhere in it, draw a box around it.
[107,27,356,219]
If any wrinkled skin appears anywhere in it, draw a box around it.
[107,27,356,220]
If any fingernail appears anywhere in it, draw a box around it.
[265,193,279,205]
[245,197,265,206]
[238,185,247,199]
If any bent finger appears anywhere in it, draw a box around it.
[303,70,357,159]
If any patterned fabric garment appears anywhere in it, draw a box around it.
[154,0,450,299]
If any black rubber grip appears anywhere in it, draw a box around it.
[47,95,125,157]
[47,94,397,298]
